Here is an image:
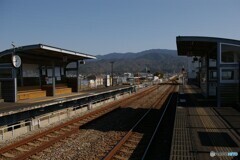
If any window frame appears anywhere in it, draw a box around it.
[220,43,240,64]
[220,67,239,83]
[209,70,217,81]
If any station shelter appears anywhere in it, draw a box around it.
[177,36,240,107]
[0,44,96,102]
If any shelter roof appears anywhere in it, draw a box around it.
[0,44,96,62]
[176,36,240,56]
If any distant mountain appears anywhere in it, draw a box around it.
[95,49,177,60]
[79,49,187,75]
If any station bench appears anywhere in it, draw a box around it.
[17,84,72,100]
[18,86,47,100]
[42,84,72,96]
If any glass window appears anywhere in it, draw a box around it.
[221,68,239,82]
[209,59,216,67]
[61,67,64,75]
[66,70,77,77]
[55,67,61,77]
[209,70,217,80]
[221,44,240,63]
[47,68,52,77]
[41,66,46,75]
[22,64,40,77]
[222,70,233,80]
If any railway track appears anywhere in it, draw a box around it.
[103,85,176,160]
[0,85,160,160]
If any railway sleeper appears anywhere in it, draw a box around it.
[43,148,52,153]
[123,143,136,148]
[60,139,68,143]
[67,124,77,129]
[90,114,100,118]
[1,152,15,158]
[16,147,29,152]
[54,131,65,134]
[31,155,41,159]
[130,136,142,140]
[120,148,133,154]
[61,127,71,131]
[128,139,140,143]
[82,118,92,123]
[114,155,128,160]
[72,122,82,126]
[27,142,39,147]
[53,143,62,147]
[46,134,58,138]
[116,152,129,159]
[78,121,87,125]
[131,134,142,139]
[37,138,49,142]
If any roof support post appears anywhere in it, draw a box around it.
[52,62,55,96]
[206,54,209,98]
[39,65,42,88]
[217,42,221,107]
[76,61,80,92]
[239,62,240,106]
[20,65,24,87]
[13,68,17,102]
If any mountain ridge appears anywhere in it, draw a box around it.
[95,49,177,60]
[79,49,187,75]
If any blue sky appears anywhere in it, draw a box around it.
[1,0,240,55]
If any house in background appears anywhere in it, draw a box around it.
[87,75,104,88]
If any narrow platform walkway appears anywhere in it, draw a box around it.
[0,85,132,117]
[171,84,240,160]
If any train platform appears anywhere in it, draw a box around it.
[0,85,133,117]
[170,84,240,160]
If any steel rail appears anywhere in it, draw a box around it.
[141,91,174,160]
[103,85,175,160]
[0,85,158,159]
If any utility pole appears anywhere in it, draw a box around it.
[110,61,114,86]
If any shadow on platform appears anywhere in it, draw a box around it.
[198,131,238,147]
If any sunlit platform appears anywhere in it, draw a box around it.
[0,85,133,117]
[171,84,240,159]
[170,107,240,160]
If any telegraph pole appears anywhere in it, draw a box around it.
[110,61,114,86]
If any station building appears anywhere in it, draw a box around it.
[0,44,96,102]
[177,36,240,107]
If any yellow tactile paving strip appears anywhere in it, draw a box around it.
[170,107,197,160]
